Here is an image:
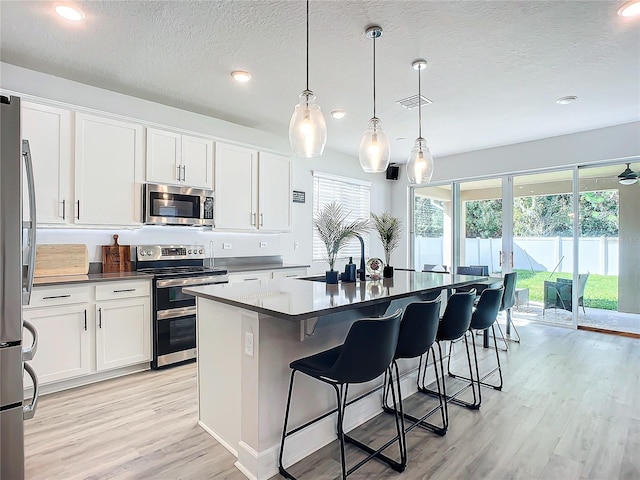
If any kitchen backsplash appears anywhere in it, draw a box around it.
[32,226,284,263]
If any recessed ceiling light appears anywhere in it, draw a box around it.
[330,110,346,119]
[55,4,85,21]
[231,71,252,83]
[618,0,640,16]
[556,95,578,105]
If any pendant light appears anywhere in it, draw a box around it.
[289,0,327,158]
[618,163,639,185]
[406,59,434,185]
[359,26,390,173]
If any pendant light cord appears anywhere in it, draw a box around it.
[418,66,422,139]
[372,33,376,118]
[306,0,309,92]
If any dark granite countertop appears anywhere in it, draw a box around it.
[33,271,154,287]
[184,271,486,321]
[224,263,309,273]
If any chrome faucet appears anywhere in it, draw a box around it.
[355,234,366,281]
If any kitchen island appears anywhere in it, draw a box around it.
[184,271,484,480]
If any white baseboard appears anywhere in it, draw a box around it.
[198,421,239,458]
[232,370,424,480]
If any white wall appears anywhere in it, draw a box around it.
[1,63,390,271]
[391,123,640,267]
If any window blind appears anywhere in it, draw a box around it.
[312,172,371,262]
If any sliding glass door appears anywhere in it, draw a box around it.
[411,184,452,272]
[577,162,640,334]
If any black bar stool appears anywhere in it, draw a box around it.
[419,290,478,414]
[495,272,520,349]
[382,297,447,437]
[448,286,504,407]
[278,309,404,480]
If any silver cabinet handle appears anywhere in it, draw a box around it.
[113,288,135,293]
[260,213,264,226]
[23,363,39,420]
[42,294,71,300]
[98,307,102,328]
[243,278,259,281]
[61,199,66,220]
[22,140,36,306]
[22,320,38,361]
[251,212,257,226]
[84,309,87,331]
[176,165,181,181]
[76,200,80,220]
[182,165,186,182]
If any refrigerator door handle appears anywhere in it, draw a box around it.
[23,362,39,420]
[22,140,37,306]
[22,320,38,361]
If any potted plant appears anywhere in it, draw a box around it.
[371,212,402,278]
[314,201,369,284]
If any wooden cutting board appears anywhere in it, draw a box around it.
[101,235,131,273]
[35,244,89,277]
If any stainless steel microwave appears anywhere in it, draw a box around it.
[143,183,214,226]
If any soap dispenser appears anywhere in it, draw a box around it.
[342,257,356,283]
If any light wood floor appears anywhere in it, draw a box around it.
[25,324,640,480]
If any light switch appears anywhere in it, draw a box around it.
[223,243,232,250]
[260,242,268,248]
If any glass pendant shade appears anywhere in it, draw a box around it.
[406,137,434,184]
[358,117,390,173]
[289,90,327,158]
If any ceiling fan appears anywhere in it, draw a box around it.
[618,163,638,185]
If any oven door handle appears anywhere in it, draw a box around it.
[157,306,197,320]
[156,276,228,288]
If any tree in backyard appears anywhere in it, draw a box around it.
[414,195,444,237]
[465,200,502,238]
[579,191,618,236]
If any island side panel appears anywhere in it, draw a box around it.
[196,298,242,456]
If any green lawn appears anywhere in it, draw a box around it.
[514,269,618,311]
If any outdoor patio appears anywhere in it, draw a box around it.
[505,300,640,336]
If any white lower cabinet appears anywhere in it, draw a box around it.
[271,268,307,279]
[95,297,150,371]
[227,271,271,284]
[23,304,91,384]
[24,280,151,390]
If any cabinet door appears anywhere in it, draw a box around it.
[95,297,150,371]
[75,114,143,226]
[23,305,91,385]
[21,102,73,224]
[182,135,214,189]
[258,152,292,232]
[146,128,181,185]
[214,143,257,230]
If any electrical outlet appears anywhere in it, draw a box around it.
[260,242,268,248]
[223,243,232,250]
[294,242,299,250]
[244,332,254,357]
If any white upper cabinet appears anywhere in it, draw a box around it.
[75,113,144,226]
[146,127,213,189]
[182,135,214,188]
[215,143,258,230]
[146,128,181,185]
[21,102,73,224]
[214,143,292,232]
[258,152,292,232]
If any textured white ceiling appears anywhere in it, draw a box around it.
[1,0,639,162]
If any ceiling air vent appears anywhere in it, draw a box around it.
[396,94,432,110]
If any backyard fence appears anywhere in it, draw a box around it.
[414,236,619,275]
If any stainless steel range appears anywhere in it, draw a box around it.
[136,245,227,369]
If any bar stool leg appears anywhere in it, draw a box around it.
[278,370,297,479]
[491,324,504,390]
[335,384,348,480]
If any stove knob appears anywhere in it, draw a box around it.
[199,249,204,254]
[188,249,192,254]
[140,251,146,257]
[146,250,153,256]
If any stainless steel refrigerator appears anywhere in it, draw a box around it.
[1,95,39,479]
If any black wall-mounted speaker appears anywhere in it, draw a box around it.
[386,165,399,180]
